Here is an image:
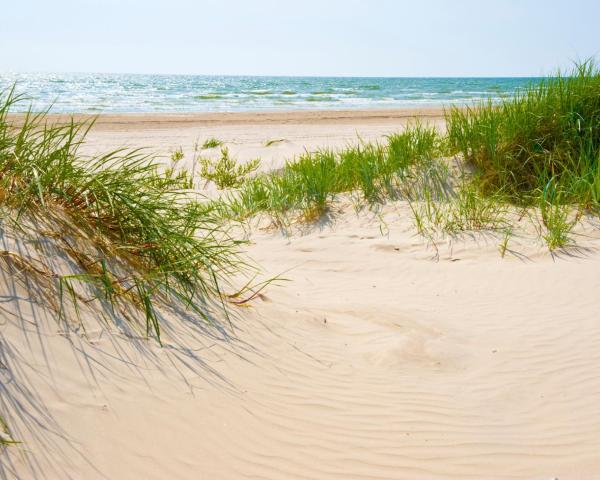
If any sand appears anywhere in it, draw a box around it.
[55,108,446,171]
[2,109,600,480]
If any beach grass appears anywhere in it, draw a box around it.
[199,147,260,189]
[201,137,224,149]
[446,61,600,202]
[170,146,184,162]
[265,138,285,147]
[445,61,600,246]
[222,123,514,237]
[0,87,253,343]
[0,415,17,446]
[224,123,447,223]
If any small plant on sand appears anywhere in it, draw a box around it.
[170,147,184,162]
[264,138,285,147]
[408,183,506,236]
[165,147,194,188]
[0,415,17,446]
[498,227,512,258]
[287,149,338,219]
[444,182,507,233]
[201,137,224,149]
[199,147,260,189]
[539,179,576,250]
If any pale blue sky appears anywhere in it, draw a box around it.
[1,0,598,77]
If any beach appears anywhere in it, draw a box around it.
[70,108,446,171]
[2,108,600,480]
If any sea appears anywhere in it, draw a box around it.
[0,73,541,113]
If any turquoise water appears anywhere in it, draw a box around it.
[0,73,542,113]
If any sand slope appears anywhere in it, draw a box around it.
[2,112,600,479]
[2,202,600,480]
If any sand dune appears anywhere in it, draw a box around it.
[2,112,600,479]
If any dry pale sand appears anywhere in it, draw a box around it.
[2,110,600,480]
[65,108,447,170]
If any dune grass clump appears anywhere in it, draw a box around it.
[0,88,251,343]
[445,61,600,248]
[410,181,508,236]
[446,62,600,200]
[446,61,600,205]
[538,178,578,249]
[225,123,447,222]
[199,147,260,189]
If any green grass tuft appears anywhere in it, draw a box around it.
[225,123,446,222]
[170,147,184,162]
[264,139,285,147]
[0,415,17,446]
[201,137,224,149]
[199,147,260,189]
[0,87,253,342]
[538,178,577,250]
[445,60,600,248]
[446,61,600,205]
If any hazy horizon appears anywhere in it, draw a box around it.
[1,70,555,78]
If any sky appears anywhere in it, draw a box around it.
[1,0,599,77]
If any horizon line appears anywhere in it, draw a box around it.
[0,69,553,80]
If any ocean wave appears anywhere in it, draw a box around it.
[243,90,272,96]
[0,73,538,113]
[305,96,339,102]
[309,90,335,95]
[195,94,223,100]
